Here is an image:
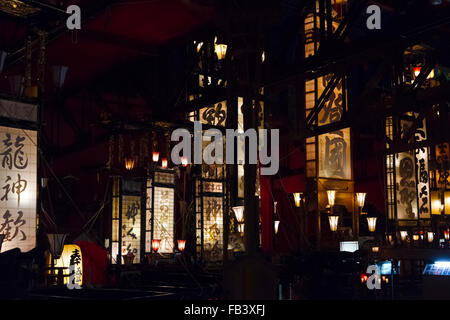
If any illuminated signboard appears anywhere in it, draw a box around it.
[318,128,351,180]
[145,170,175,255]
[0,126,37,253]
[152,186,174,253]
[395,151,418,220]
[121,195,141,261]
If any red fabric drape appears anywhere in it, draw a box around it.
[76,241,108,286]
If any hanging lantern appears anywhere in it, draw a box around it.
[413,234,419,241]
[273,201,278,215]
[181,156,189,167]
[444,230,450,240]
[177,240,186,252]
[232,206,244,224]
[356,193,366,208]
[367,217,377,233]
[232,206,245,234]
[214,37,227,60]
[431,191,442,215]
[372,246,379,253]
[328,215,339,232]
[152,151,160,162]
[47,233,68,260]
[124,158,135,170]
[274,220,280,235]
[400,230,408,241]
[161,158,168,169]
[151,239,161,253]
[427,232,434,243]
[327,190,336,207]
[445,191,450,215]
[293,193,302,207]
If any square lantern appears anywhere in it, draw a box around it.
[111,177,144,264]
[145,169,176,256]
[194,177,226,261]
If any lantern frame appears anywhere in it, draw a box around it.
[194,176,227,261]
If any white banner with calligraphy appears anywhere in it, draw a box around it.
[395,151,418,220]
[318,128,351,180]
[0,126,37,253]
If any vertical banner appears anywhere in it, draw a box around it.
[121,195,141,261]
[0,126,37,253]
[202,195,223,261]
[395,151,418,220]
[415,119,430,219]
[318,128,351,179]
[153,186,174,253]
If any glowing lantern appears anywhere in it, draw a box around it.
[293,193,303,207]
[445,230,450,240]
[232,206,244,224]
[360,211,367,215]
[427,232,434,243]
[413,67,434,79]
[327,190,336,207]
[372,246,379,253]
[47,244,83,286]
[328,215,339,232]
[161,158,168,169]
[367,217,377,233]
[356,193,366,208]
[177,240,186,252]
[400,231,408,241]
[124,158,135,170]
[413,234,419,241]
[274,220,280,235]
[445,192,450,215]
[214,40,227,60]
[181,156,189,167]
[152,151,160,162]
[151,239,161,253]
[431,191,442,215]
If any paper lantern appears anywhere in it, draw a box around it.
[327,190,336,207]
[232,206,244,223]
[152,151,160,162]
[177,240,186,252]
[367,217,377,233]
[124,158,135,170]
[431,191,442,215]
[328,215,339,232]
[356,193,366,208]
[151,239,161,252]
[293,193,302,207]
[181,156,189,167]
[274,220,280,234]
[400,231,408,241]
[427,232,434,243]
[161,158,168,169]
[47,244,83,286]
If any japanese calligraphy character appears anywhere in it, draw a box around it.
[0,133,12,170]
[1,176,11,201]
[14,136,28,170]
[325,131,347,178]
